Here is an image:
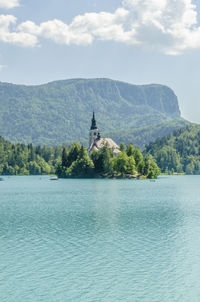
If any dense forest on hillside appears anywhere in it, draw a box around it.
[106,119,190,147]
[0,136,62,175]
[0,78,188,147]
[57,142,160,179]
[145,125,200,174]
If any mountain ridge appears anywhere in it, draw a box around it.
[0,78,188,147]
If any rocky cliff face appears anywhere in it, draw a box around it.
[0,78,185,146]
[114,81,180,117]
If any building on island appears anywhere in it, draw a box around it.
[88,112,120,155]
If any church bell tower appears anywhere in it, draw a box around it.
[89,112,101,148]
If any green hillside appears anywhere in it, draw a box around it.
[144,125,200,174]
[106,119,190,148]
[0,78,188,147]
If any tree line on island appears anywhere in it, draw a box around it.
[0,136,160,178]
[1,124,200,177]
[56,142,160,179]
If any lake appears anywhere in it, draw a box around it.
[1,175,200,301]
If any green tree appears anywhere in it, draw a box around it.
[28,144,35,161]
[67,142,81,167]
[133,147,144,168]
[143,155,160,179]
[67,147,94,178]
[127,156,136,175]
[91,144,113,176]
[62,147,68,168]
[112,152,129,176]
[37,157,51,174]
[28,161,41,175]
[119,142,125,152]
[126,144,135,157]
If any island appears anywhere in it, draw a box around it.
[56,113,160,179]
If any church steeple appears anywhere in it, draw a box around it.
[90,111,97,130]
[89,112,101,151]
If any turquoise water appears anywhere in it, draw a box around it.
[1,176,200,301]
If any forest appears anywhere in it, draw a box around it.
[3,124,200,177]
[145,125,200,174]
[0,136,62,175]
[0,136,160,178]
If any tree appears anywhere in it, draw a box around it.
[126,144,135,157]
[67,147,94,178]
[119,142,125,152]
[143,155,160,179]
[62,147,68,168]
[28,143,35,161]
[28,161,41,175]
[37,157,51,174]
[91,144,113,176]
[112,152,129,176]
[185,162,194,175]
[66,142,81,167]
[133,147,144,168]
[127,156,136,175]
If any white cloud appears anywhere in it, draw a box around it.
[122,0,200,54]
[0,15,38,47]
[18,8,131,46]
[0,0,20,9]
[2,0,200,54]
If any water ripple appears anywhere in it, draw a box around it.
[1,176,200,301]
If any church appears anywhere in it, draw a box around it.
[88,112,120,155]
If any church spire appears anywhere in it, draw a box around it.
[90,111,97,130]
[89,112,101,151]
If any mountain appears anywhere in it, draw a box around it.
[144,125,200,174]
[0,78,189,147]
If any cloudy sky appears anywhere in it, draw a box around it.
[0,0,200,123]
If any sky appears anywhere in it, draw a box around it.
[0,0,200,123]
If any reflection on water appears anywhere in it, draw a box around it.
[1,176,200,301]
